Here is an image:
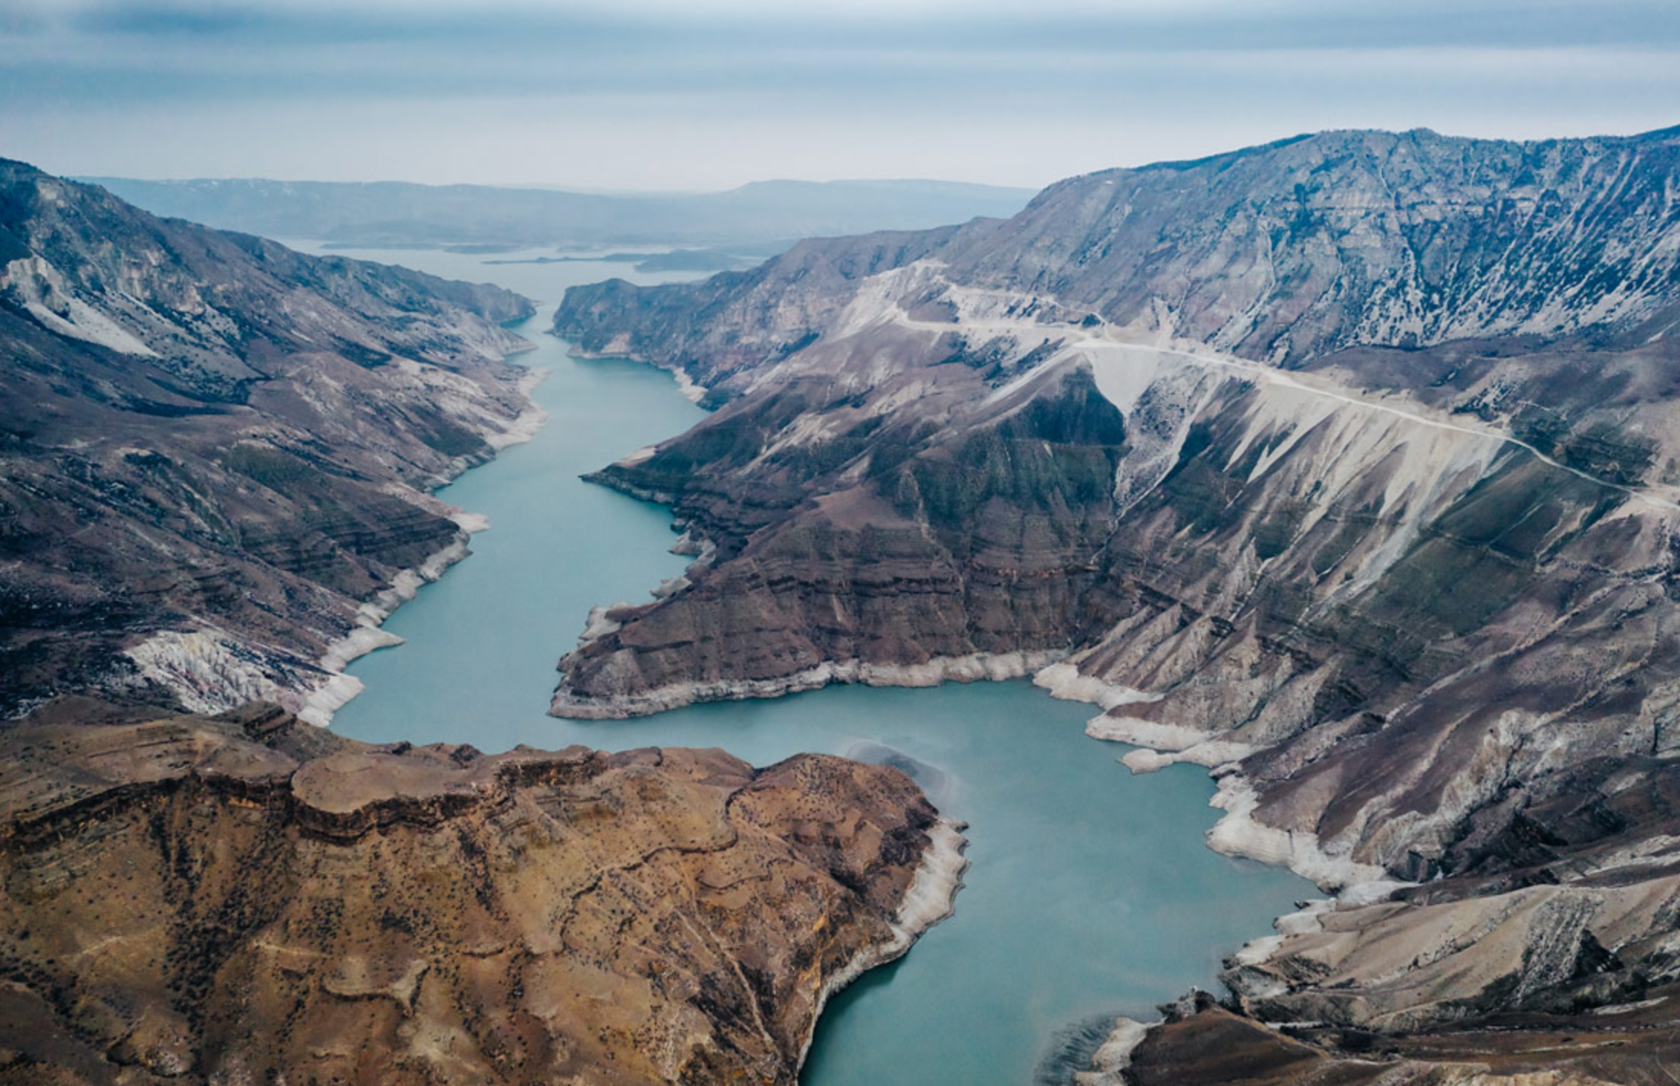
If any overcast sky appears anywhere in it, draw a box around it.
[3,0,1678,191]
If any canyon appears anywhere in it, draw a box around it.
[551,126,1680,1081]
[307,241,1314,1086]
[9,123,1680,1083]
[0,165,960,1085]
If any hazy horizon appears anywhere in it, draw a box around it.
[4,0,1679,191]
[68,119,1680,194]
[72,174,1041,197]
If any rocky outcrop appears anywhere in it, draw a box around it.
[549,125,1680,1075]
[1089,989,1680,1086]
[551,358,1132,716]
[0,699,960,1085]
[0,158,540,721]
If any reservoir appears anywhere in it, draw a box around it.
[303,242,1312,1085]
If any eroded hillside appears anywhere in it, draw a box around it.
[0,160,538,721]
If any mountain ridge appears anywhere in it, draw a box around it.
[556,122,1680,405]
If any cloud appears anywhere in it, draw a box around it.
[2,0,1676,187]
[9,0,1679,45]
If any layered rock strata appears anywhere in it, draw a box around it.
[0,699,960,1085]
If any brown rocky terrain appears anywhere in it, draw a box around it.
[550,126,1680,1080]
[0,698,962,1085]
[0,159,539,722]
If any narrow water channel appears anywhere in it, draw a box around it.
[299,241,1311,1085]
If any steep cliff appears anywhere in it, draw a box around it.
[0,700,962,1085]
[0,160,539,721]
[550,126,1680,1077]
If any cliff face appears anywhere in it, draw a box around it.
[551,126,1680,1077]
[0,700,959,1085]
[0,159,539,720]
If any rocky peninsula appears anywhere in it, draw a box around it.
[0,699,960,1084]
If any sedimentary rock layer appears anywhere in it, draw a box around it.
[0,699,959,1085]
[1092,989,1680,1086]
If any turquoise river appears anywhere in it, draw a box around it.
[297,242,1311,1086]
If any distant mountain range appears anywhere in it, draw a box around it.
[80,176,1036,251]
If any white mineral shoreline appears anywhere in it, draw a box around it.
[295,531,476,727]
[795,817,970,1073]
[1072,1017,1151,1086]
[486,367,551,450]
[294,362,553,726]
[1031,661,1394,896]
[552,337,705,404]
[549,649,1068,719]
[1032,656,1414,1082]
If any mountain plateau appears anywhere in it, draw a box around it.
[0,699,959,1085]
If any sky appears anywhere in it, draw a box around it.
[2,0,1678,192]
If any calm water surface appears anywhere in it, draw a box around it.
[302,241,1310,1085]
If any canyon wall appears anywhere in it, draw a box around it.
[0,160,539,720]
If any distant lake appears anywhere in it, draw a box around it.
[301,241,1311,1085]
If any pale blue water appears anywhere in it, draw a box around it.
[302,242,1311,1085]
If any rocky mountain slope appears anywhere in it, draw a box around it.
[0,159,538,722]
[550,126,1680,1080]
[0,698,962,1085]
